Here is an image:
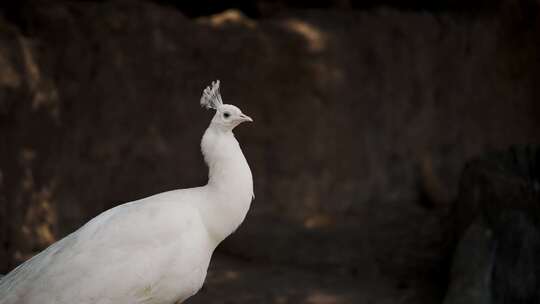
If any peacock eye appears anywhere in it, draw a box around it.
[223,112,230,119]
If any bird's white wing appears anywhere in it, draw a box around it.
[0,188,213,304]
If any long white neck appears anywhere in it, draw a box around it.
[198,124,254,246]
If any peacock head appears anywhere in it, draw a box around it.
[200,80,253,131]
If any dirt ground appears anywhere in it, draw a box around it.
[187,253,428,304]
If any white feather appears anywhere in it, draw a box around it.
[200,80,223,110]
[0,81,254,304]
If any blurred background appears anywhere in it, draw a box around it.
[0,0,539,303]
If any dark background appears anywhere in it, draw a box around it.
[0,0,539,303]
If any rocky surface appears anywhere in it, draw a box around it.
[443,220,493,304]
[0,0,539,302]
[445,145,540,304]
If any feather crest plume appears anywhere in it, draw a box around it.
[200,80,223,110]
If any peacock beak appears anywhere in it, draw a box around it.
[239,113,253,122]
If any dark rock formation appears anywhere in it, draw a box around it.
[446,146,540,304]
[0,0,539,302]
[443,220,493,304]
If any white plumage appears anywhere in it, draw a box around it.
[0,80,254,304]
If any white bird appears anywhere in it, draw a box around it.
[0,80,254,304]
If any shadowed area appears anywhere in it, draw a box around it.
[0,0,539,303]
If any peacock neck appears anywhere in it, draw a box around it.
[199,125,254,245]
